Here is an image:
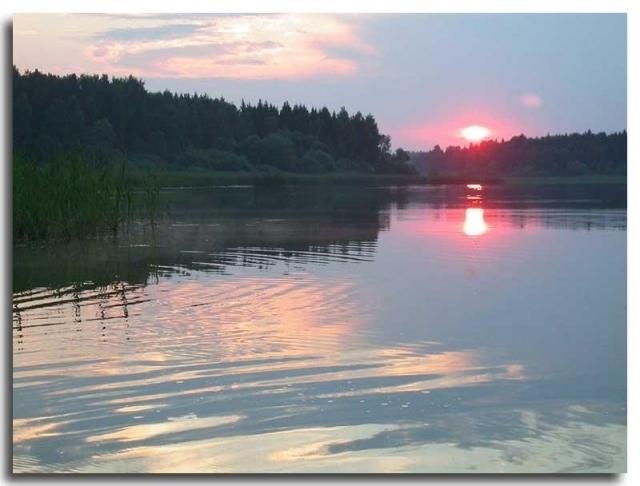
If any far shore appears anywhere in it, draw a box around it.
[126,168,626,189]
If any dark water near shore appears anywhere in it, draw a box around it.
[13,183,626,473]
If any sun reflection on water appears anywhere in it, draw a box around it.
[463,208,488,237]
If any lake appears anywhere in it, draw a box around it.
[12,183,627,473]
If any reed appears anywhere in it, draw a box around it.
[13,151,135,244]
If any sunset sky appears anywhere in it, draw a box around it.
[13,13,626,150]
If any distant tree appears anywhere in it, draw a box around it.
[12,67,419,175]
[409,131,626,177]
[393,148,410,164]
[82,118,118,160]
[13,93,32,148]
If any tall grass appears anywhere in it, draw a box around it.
[142,172,160,226]
[13,152,134,243]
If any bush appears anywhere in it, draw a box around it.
[300,149,335,173]
[259,133,298,171]
[177,148,253,171]
[334,157,373,173]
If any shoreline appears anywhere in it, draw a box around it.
[127,169,626,189]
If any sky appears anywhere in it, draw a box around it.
[13,13,627,150]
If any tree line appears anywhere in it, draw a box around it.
[13,67,415,175]
[409,131,626,177]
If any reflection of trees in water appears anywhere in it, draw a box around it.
[13,184,626,296]
[13,186,393,294]
[406,183,626,231]
[494,209,626,231]
[13,302,24,351]
[402,183,626,208]
[12,279,143,349]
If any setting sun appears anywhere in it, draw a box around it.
[461,125,491,142]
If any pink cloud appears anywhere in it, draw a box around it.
[521,94,543,108]
[88,45,110,59]
[156,55,356,80]
[84,14,375,80]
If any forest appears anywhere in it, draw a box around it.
[13,68,626,182]
[409,131,627,178]
[13,67,415,175]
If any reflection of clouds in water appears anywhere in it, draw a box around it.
[13,256,625,472]
[14,404,625,473]
[13,266,546,472]
[12,184,626,472]
[85,414,243,444]
[13,272,364,366]
[13,417,67,444]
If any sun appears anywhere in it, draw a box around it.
[461,125,491,142]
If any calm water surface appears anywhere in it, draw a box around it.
[13,183,626,473]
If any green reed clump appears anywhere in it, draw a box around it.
[13,152,132,243]
[142,172,160,226]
